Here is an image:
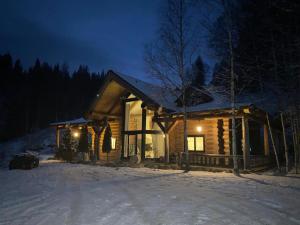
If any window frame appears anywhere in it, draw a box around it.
[187,135,205,152]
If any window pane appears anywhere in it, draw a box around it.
[126,100,142,131]
[195,137,204,151]
[187,137,195,151]
[111,137,116,150]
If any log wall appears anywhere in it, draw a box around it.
[98,119,122,161]
[168,117,231,155]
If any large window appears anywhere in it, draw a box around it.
[124,94,143,131]
[145,133,165,159]
[187,136,204,152]
[123,94,165,159]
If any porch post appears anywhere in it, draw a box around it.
[242,116,250,170]
[263,123,270,156]
[165,133,170,163]
[94,132,100,160]
[56,127,60,149]
[141,107,146,161]
[121,99,126,159]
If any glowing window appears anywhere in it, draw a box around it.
[187,136,204,151]
[187,137,195,151]
[111,137,116,150]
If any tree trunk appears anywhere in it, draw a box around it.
[223,0,239,175]
[229,21,239,175]
[266,113,280,170]
[292,121,298,173]
[183,89,189,171]
[280,113,289,173]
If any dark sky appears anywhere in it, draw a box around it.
[0,0,217,81]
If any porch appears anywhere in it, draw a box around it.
[171,153,271,170]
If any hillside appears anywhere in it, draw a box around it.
[0,128,56,168]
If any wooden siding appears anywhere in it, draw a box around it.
[169,118,231,155]
[87,127,95,151]
[98,119,122,161]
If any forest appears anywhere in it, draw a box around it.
[0,54,105,141]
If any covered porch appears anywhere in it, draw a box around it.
[155,106,273,171]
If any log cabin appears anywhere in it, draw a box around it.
[52,70,278,170]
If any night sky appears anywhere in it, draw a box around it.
[0,0,217,81]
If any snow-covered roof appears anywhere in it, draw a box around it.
[113,71,177,110]
[111,71,255,113]
[50,117,91,126]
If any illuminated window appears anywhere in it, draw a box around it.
[187,136,204,151]
[187,137,195,151]
[111,137,116,150]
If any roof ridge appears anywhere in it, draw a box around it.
[110,70,163,88]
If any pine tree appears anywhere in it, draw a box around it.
[192,56,205,87]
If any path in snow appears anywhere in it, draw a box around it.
[0,161,300,225]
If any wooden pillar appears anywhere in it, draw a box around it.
[141,108,146,161]
[94,132,100,160]
[165,133,170,163]
[242,116,250,170]
[121,99,126,159]
[264,124,270,156]
[93,124,106,161]
[56,127,60,149]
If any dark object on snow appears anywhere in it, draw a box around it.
[9,153,39,170]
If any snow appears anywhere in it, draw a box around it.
[114,70,178,111]
[50,117,91,126]
[0,128,55,168]
[1,161,300,225]
[112,71,264,114]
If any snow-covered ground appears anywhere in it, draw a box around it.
[0,128,55,168]
[0,161,299,225]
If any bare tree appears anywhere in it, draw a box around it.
[222,0,239,175]
[145,0,202,171]
[209,0,240,175]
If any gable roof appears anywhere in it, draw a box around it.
[90,70,274,115]
[106,71,251,113]
[111,70,177,111]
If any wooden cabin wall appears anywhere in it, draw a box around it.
[168,118,231,155]
[98,119,122,161]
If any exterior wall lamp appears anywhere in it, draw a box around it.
[73,131,80,138]
[196,126,202,132]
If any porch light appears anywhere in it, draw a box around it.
[73,131,80,138]
[196,126,202,132]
